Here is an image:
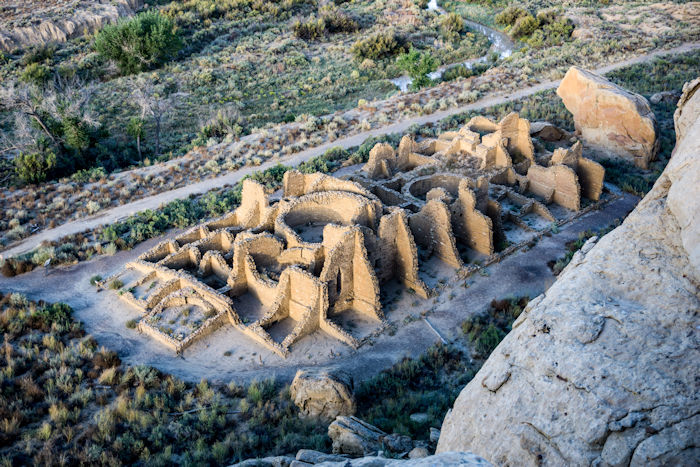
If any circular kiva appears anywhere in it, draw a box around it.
[275,191,380,248]
[404,173,470,201]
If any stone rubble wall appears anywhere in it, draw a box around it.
[108,112,606,357]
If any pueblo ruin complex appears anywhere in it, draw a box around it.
[105,112,605,357]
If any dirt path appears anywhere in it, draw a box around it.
[3,42,698,258]
[0,193,639,383]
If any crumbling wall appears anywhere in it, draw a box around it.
[409,199,463,268]
[499,112,535,162]
[363,143,396,179]
[527,164,581,211]
[111,111,606,358]
[550,141,605,201]
[377,209,429,298]
[321,227,382,318]
[451,180,494,255]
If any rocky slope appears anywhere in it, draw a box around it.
[437,80,700,465]
[0,0,143,53]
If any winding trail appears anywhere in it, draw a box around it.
[3,41,699,258]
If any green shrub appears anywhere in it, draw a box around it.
[396,47,437,91]
[441,62,489,82]
[90,275,103,285]
[351,31,404,61]
[14,151,57,184]
[495,6,528,27]
[20,63,51,86]
[20,44,57,66]
[321,6,358,34]
[440,13,465,42]
[110,279,124,290]
[461,296,528,358]
[94,11,182,75]
[293,16,326,40]
[511,14,539,39]
[536,8,559,26]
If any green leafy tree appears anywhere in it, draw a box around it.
[94,11,182,75]
[14,150,57,184]
[127,117,145,159]
[396,47,437,91]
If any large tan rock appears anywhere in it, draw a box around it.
[437,81,700,465]
[290,369,355,420]
[328,416,387,456]
[557,66,658,169]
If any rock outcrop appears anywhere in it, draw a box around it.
[0,0,144,53]
[290,369,356,420]
[313,452,492,466]
[231,452,492,466]
[557,66,659,169]
[328,416,389,456]
[437,82,700,465]
[327,416,424,457]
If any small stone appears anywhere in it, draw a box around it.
[429,428,441,444]
[408,447,430,459]
[409,413,429,424]
[295,449,347,464]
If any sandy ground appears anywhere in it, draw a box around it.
[0,191,639,385]
[3,42,697,259]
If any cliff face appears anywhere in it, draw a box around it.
[0,0,144,53]
[437,80,700,466]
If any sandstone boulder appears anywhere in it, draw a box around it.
[673,77,700,143]
[295,449,348,464]
[557,66,658,169]
[529,121,570,141]
[313,452,492,466]
[437,81,700,465]
[231,456,295,467]
[408,447,430,459]
[328,416,387,456]
[649,90,680,105]
[290,369,355,420]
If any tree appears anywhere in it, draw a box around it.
[0,82,60,147]
[14,150,57,184]
[94,11,182,75]
[127,117,145,159]
[1,76,100,181]
[133,79,183,158]
[396,47,437,91]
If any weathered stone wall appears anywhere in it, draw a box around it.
[527,164,581,211]
[110,112,606,358]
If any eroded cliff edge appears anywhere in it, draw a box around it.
[437,79,700,466]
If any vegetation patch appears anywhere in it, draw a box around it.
[0,293,329,464]
[355,296,529,439]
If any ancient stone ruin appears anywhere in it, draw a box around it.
[105,113,605,356]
